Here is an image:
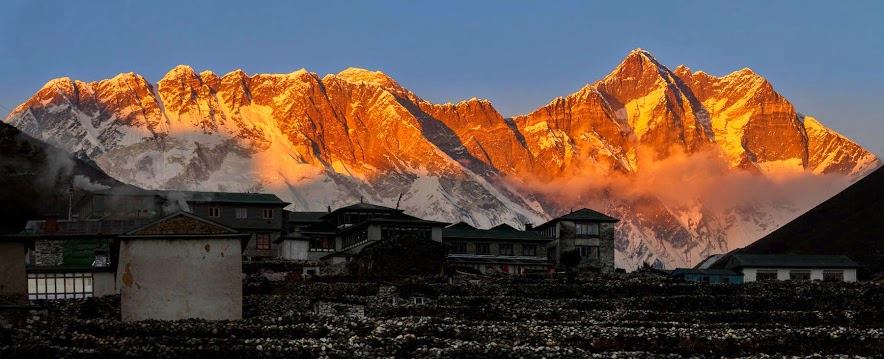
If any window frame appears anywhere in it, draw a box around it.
[476,243,490,255]
[256,233,272,250]
[756,270,778,281]
[235,207,248,219]
[789,270,811,281]
[576,245,599,258]
[450,242,467,254]
[208,207,221,218]
[27,272,93,300]
[262,208,274,219]
[498,244,514,256]
[522,244,537,256]
[309,237,336,252]
[575,222,600,237]
[823,270,844,282]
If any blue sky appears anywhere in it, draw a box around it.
[1,1,881,154]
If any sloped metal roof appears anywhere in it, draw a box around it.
[727,254,860,269]
[442,226,550,241]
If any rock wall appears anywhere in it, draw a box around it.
[33,240,63,266]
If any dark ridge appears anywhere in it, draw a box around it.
[738,166,884,275]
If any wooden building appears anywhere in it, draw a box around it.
[280,203,447,275]
[442,222,552,275]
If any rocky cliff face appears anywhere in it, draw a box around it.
[5,49,879,268]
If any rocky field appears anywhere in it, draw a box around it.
[2,274,883,358]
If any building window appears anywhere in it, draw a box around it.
[499,244,513,256]
[476,243,490,255]
[380,226,432,241]
[27,272,93,300]
[576,223,599,236]
[523,245,537,256]
[450,242,467,254]
[756,270,778,281]
[256,234,272,250]
[576,245,599,258]
[342,229,369,249]
[262,209,274,219]
[235,208,248,219]
[309,237,335,252]
[208,207,221,218]
[823,270,844,282]
[789,270,811,281]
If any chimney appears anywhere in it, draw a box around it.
[525,223,533,231]
[44,217,59,235]
[327,205,331,213]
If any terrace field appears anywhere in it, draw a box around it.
[2,274,883,358]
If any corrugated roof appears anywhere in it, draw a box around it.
[320,202,404,219]
[287,211,327,222]
[557,208,619,222]
[671,268,742,277]
[338,203,400,211]
[491,223,521,232]
[728,254,860,269]
[695,254,725,269]
[90,188,289,205]
[443,226,551,241]
[447,222,477,230]
[171,191,288,205]
[534,208,619,229]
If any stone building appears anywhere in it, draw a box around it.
[118,212,249,321]
[533,208,619,273]
[178,191,288,260]
[78,188,289,260]
[2,218,133,300]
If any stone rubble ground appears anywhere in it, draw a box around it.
[1,273,883,358]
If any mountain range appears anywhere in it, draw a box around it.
[4,49,879,268]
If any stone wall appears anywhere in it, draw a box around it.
[598,222,616,272]
[555,221,616,273]
[33,240,63,266]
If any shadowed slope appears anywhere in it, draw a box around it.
[739,166,884,274]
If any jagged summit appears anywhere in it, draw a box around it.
[40,77,74,90]
[628,47,654,57]
[334,67,399,87]
[162,64,198,79]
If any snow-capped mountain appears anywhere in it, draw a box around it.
[5,49,879,269]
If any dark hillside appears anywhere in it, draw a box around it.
[0,122,120,232]
[740,166,883,274]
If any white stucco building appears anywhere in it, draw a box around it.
[717,254,860,282]
[118,212,249,321]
